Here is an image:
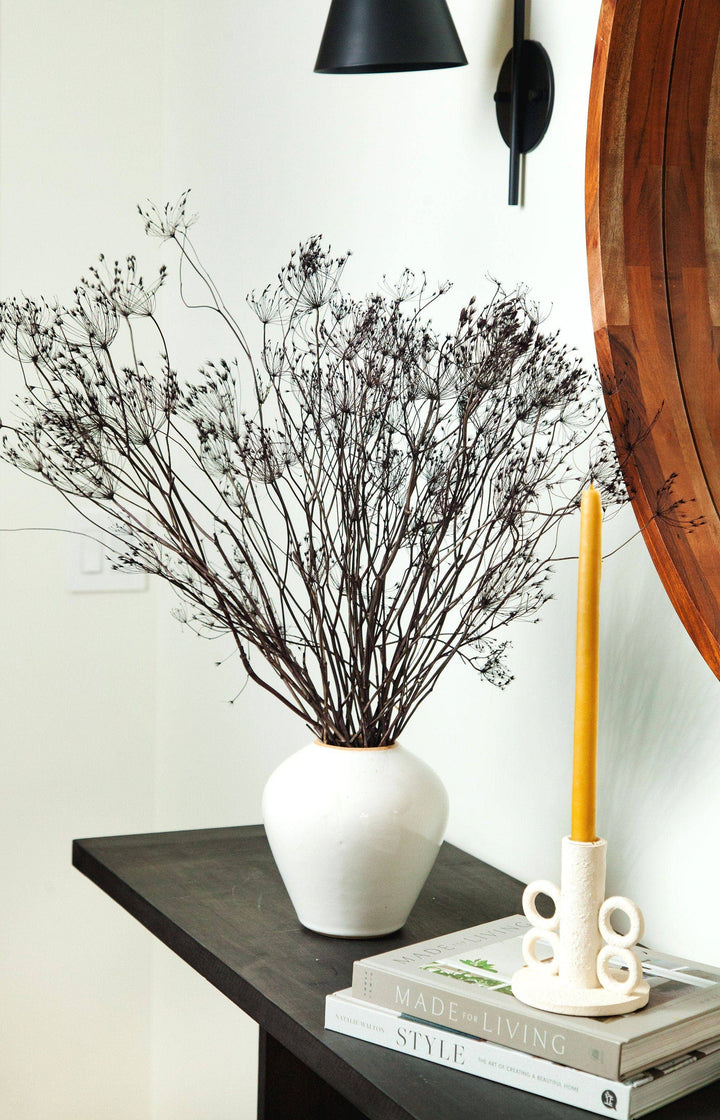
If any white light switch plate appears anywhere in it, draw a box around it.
[66,525,147,593]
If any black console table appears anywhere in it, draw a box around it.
[72,826,719,1119]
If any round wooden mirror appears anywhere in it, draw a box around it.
[587,0,720,677]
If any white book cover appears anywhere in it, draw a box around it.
[351,915,720,1077]
[326,989,720,1120]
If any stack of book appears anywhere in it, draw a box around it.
[324,915,720,1118]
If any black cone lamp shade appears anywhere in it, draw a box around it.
[314,0,468,74]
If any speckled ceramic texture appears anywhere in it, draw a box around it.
[559,837,607,987]
[511,836,650,1016]
[262,742,449,938]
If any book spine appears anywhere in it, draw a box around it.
[352,962,623,1079]
[326,994,632,1119]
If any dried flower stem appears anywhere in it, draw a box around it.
[0,196,691,747]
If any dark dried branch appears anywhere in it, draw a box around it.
[0,197,650,747]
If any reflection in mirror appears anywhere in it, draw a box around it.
[587,0,720,677]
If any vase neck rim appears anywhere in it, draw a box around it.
[313,740,397,752]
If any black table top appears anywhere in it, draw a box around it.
[72,825,719,1120]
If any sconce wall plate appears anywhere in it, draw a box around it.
[495,43,554,153]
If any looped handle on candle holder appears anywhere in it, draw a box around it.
[522,926,560,973]
[522,879,560,930]
[598,896,644,948]
[596,895,645,995]
[521,879,561,972]
[597,944,643,996]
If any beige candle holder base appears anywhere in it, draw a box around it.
[511,837,650,1017]
[512,966,649,1016]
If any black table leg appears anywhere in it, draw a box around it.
[258,1028,368,1120]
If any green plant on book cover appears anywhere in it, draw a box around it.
[423,957,512,993]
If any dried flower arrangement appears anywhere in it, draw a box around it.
[0,195,635,748]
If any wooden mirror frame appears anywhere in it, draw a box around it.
[586,0,720,677]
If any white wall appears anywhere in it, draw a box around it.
[2,1,720,1118]
[155,0,720,1112]
[158,0,720,952]
[0,2,162,1118]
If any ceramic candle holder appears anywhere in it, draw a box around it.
[511,837,650,1016]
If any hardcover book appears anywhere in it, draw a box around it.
[350,915,720,1079]
[326,990,720,1119]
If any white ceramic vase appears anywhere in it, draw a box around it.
[262,741,449,937]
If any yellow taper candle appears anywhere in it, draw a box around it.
[571,484,602,843]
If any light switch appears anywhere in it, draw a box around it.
[79,536,104,575]
[67,527,147,593]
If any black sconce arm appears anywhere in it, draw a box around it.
[494,0,554,205]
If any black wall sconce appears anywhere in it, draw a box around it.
[314,0,467,74]
[494,0,554,205]
[314,0,553,207]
